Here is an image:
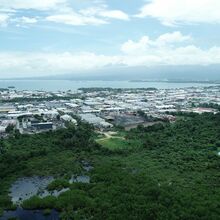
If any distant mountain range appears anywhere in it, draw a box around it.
[2,65,220,82]
[41,65,220,82]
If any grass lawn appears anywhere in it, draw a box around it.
[97,137,139,150]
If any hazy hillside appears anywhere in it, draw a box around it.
[41,65,220,81]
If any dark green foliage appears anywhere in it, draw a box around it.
[199,102,220,110]
[22,196,57,210]
[0,208,3,217]
[1,113,220,219]
[55,189,92,211]
[43,208,51,216]
[47,179,70,191]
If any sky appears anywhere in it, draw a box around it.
[0,0,220,78]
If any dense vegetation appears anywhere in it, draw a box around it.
[0,113,220,219]
[0,122,98,211]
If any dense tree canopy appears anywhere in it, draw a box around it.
[0,113,220,219]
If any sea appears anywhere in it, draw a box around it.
[0,80,217,91]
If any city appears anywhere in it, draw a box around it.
[0,86,219,136]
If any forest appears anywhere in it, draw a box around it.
[0,113,220,219]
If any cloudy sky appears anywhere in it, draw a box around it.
[0,0,220,78]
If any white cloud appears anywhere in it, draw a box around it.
[80,6,129,21]
[1,46,220,76]
[98,10,129,20]
[0,0,66,10]
[137,0,220,26]
[0,14,9,26]
[0,1,129,27]
[0,52,120,76]
[156,32,191,45]
[46,13,107,26]
[0,32,219,77]
[21,17,38,24]
[0,0,67,27]
[120,33,220,66]
[121,32,191,54]
[121,36,151,55]
[12,16,38,26]
[46,5,129,26]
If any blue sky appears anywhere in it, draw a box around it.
[0,0,220,78]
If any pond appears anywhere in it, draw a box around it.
[0,208,59,220]
[4,169,92,219]
[69,175,90,184]
[10,176,54,205]
[10,173,91,205]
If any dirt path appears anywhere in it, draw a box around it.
[97,131,125,141]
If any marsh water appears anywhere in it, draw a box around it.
[1,174,90,220]
[0,208,60,220]
[9,174,91,204]
[1,161,93,219]
[69,175,90,184]
[10,176,54,204]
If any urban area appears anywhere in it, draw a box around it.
[0,86,219,137]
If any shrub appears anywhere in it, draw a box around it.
[47,179,70,191]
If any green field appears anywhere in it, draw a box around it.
[97,137,139,150]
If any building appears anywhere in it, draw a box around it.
[31,122,54,131]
